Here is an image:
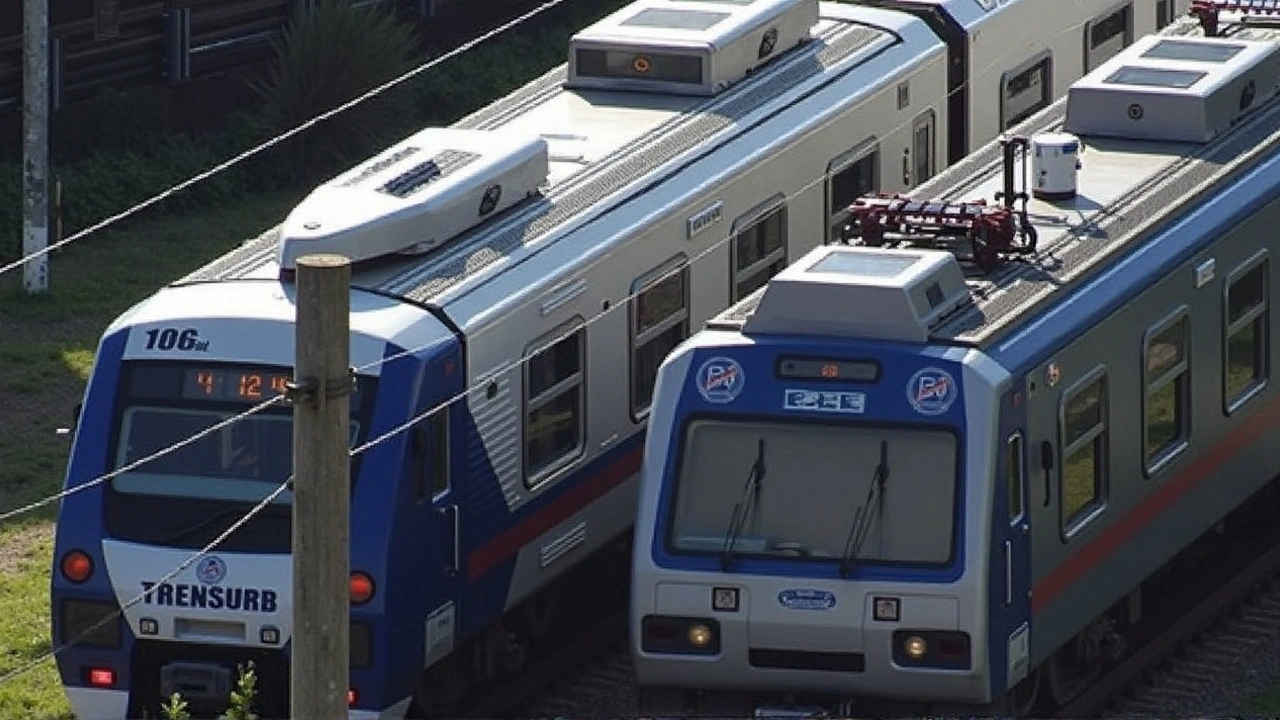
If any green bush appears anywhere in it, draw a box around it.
[0,111,285,263]
[252,0,422,181]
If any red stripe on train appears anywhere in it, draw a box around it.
[1031,392,1280,613]
[466,445,644,582]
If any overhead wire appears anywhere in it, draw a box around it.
[0,0,582,280]
[0,11,1119,688]
[0,476,294,688]
[0,10,1104,529]
[0,395,286,524]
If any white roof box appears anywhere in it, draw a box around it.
[277,128,549,271]
[1062,35,1280,143]
[741,245,971,343]
[565,0,817,97]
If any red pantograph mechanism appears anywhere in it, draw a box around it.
[1192,0,1280,36]
[839,136,1039,273]
[843,195,1035,272]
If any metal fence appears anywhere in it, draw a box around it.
[0,0,453,112]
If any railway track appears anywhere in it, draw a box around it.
[468,611,631,718]
[1061,518,1280,717]
[495,489,1280,719]
[497,544,1280,719]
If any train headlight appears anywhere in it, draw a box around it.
[641,615,721,655]
[893,630,971,669]
[903,634,928,660]
[687,622,713,648]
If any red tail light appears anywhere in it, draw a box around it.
[61,550,93,583]
[88,667,115,687]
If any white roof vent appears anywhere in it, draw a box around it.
[277,128,548,272]
[1062,34,1280,142]
[741,245,971,343]
[565,0,817,96]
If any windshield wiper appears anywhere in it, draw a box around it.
[839,440,890,579]
[720,438,766,571]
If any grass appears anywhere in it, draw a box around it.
[0,188,305,719]
[1248,686,1280,716]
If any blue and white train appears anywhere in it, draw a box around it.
[631,6,1280,715]
[49,0,1182,716]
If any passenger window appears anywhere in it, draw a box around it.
[524,324,586,485]
[1007,431,1025,524]
[1085,3,1132,73]
[826,143,879,242]
[1061,370,1107,535]
[731,200,788,302]
[1225,255,1269,412]
[1143,311,1190,473]
[1002,54,1052,129]
[631,259,690,420]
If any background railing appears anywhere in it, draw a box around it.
[0,0,455,113]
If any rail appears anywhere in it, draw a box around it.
[1059,525,1280,716]
[466,608,630,717]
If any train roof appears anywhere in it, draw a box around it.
[711,10,1280,351]
[180,0,902,309]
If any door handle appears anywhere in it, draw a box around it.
[1003,540,1013,607]
[438,505,460,577]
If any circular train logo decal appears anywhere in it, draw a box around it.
[196,555,227,585]
[695,356,745,404]
[907,366,957,416]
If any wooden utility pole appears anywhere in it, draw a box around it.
[292,254,352,719]
[23,0,49,294]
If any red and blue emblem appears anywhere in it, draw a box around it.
[695,356,745,404]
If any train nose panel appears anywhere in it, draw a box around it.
[747,586,864,672]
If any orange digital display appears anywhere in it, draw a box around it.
[126,363,367,407]
[181,368,291,403]
[776,357,880,383]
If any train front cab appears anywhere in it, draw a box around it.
[49,281,465,720]
[631,336,1029,716]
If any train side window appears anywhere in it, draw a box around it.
[523,322,586,486]
[1225,253,1269,413]
[1085,3,1132,73]
[1001,53,1052,130]
[1060,369,1108,537]
[631,258,690,421]
[826,141,879,242]
[731,197,788,302]
[912,110,936,188]
[1156,0,1174,28]
[1143,309,1190,475]
[1007,431,1025,524]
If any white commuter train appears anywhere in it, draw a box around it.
[50,0,1184,717]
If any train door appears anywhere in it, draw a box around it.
[421,357,463,670]
[907,109,936,189]
[990,386,1034,708]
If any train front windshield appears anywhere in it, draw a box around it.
[101,361,375,553]
[667,419,957,566]
[113,408,304,503]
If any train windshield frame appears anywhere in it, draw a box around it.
[101,360,379,552]
[664,416,959,567]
